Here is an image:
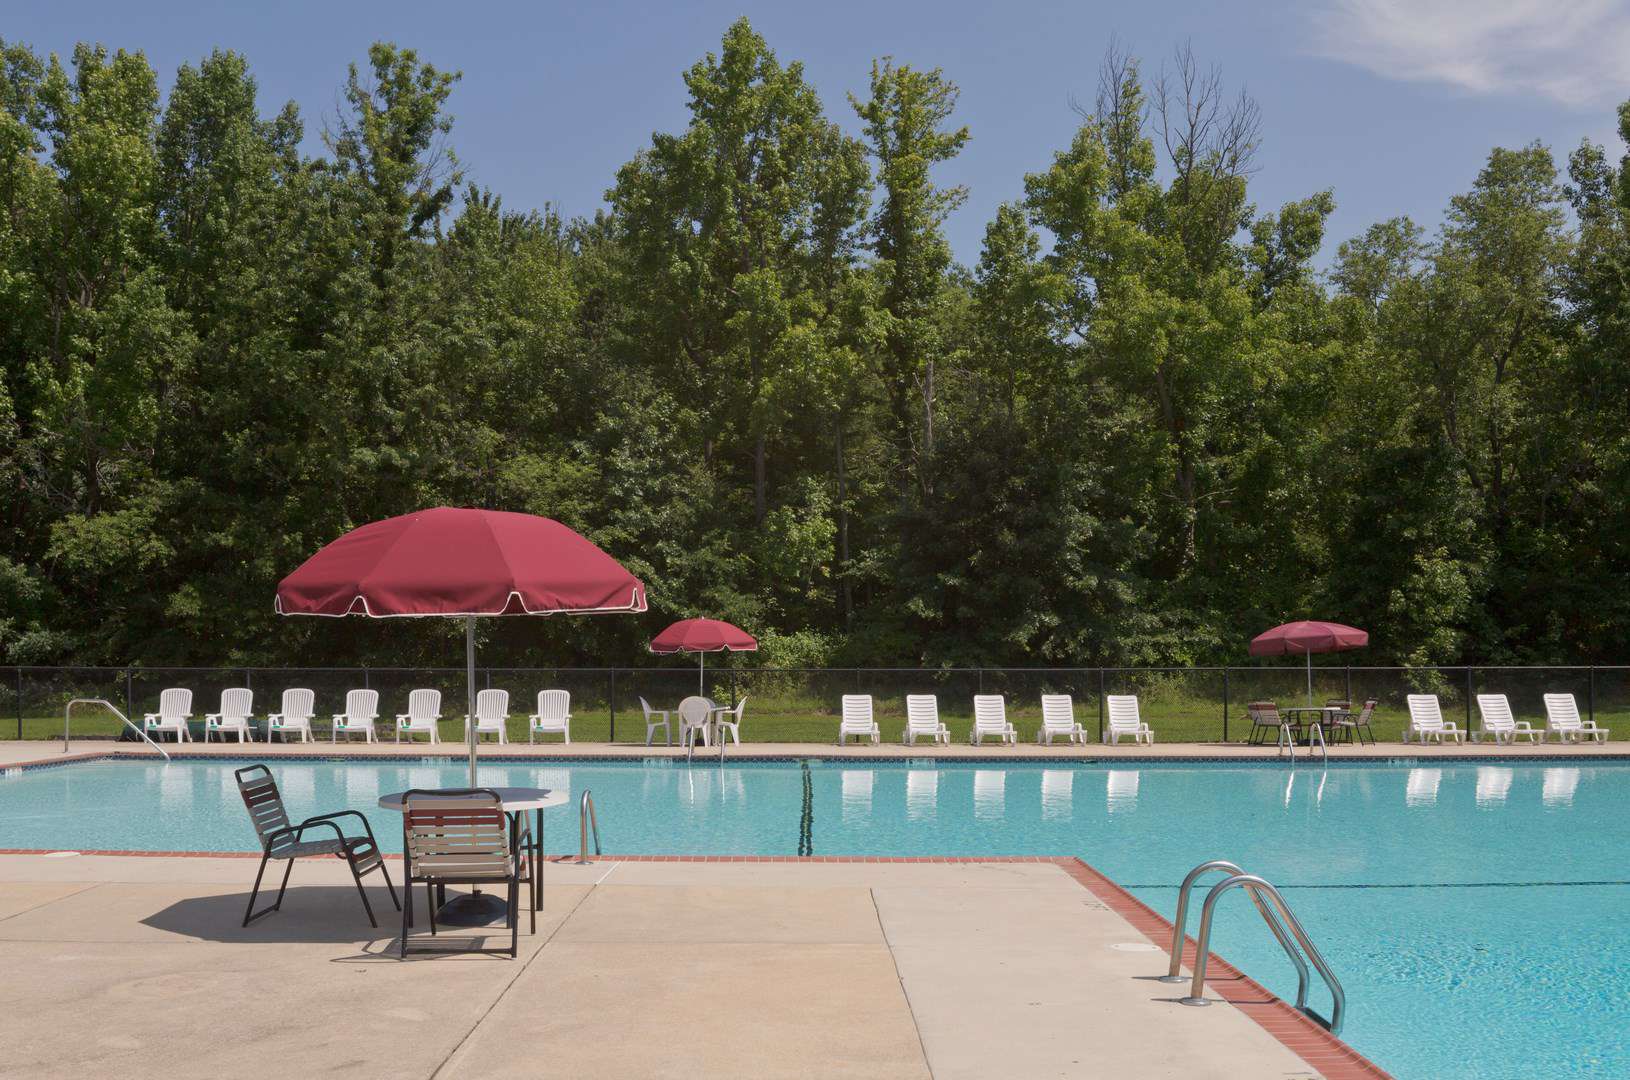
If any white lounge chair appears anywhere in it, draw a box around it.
[971,695,1016,745]
[1037,694,1086,745]
[677,695,713,749]
[903,695,949,745]
[714,696,746,746]
[395,689,442,744]
[143,688,193,743]
[1405,695,1463,744]
[1103,695,1152,745]
[839,694,880,744]
[1543,693,1608,743]
[204,688,254,743]
[1475,694,1540,745]
[267,688,316,743]
[467,688,511,744]
[332,689,379,743]
[529,689,570,743]
[639,696,671,746]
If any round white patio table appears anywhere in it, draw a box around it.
[378,786,567,926]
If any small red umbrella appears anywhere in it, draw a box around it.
[1250,620,1369,704]
[649,618,757,695]
[278,507,646,783]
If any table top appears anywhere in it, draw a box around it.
[377,786,569,813]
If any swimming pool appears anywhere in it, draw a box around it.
[3,755,1626,1078]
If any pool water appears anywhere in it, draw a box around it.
[4,756,1627,1078]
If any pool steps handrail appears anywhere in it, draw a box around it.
[575,789,601,864]
[1276,719,1328,764]
[1161,859,1345,1034]
[64,698,171,762]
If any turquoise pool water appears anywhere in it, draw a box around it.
[3,755,1627,1078]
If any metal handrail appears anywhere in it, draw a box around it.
[64,698,170,761]
[1275,720,1328,764]
[575,789,601,864]
[1159,860,1310,1012]
[1178,871,1346,1034]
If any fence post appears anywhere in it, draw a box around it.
[1222,668,1229,743]
[1464,667,1473,738]
[1097,668,1106,744]
[609,668,617,743]
[978,667,984,692]
[363,666,370,689]
[14,667,20,740]
[125,669,134,721]
[1589,666,1596,727]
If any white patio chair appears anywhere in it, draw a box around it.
[1103,695,1152,745]
[395,689,442,744]
[1475,694,1539,745]
[204,688,254,743]
[902,694,949,745]
[639,696,671,746]
[1037,694,1086,744]
[970,695,1016,745]
[714,696,746,746]
[143,688,193,743]
[529,689,571,743]
[332,689,379,743]
[1543,693,1608,743]
[677,695,713,749]
[839,694,880,744]
[267,688,316,743]
[1405,695,1463,744]
[467,688,511,744]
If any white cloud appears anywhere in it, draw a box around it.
[1306,0,1630,107]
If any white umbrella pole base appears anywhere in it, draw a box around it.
[433,888,510,927]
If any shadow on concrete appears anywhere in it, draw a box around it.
[141,885,411,944]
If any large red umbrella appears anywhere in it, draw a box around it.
[278,507,646,783]
[649,618,757,695]
[1250,620,1368,704]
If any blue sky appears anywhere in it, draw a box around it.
[7,0,1628,265]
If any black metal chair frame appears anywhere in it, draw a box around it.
[399,788,529,959]
[235,764,399,928]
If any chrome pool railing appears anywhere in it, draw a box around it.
[575,789,601,864]
[64,698,170,761]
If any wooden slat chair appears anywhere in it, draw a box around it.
[234,764,398,927]
[400,788,523,958]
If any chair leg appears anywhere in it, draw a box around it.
[272,856,295,911]
[428,887,438,936]
[509,876,519,958]
[346,853,379,928]
[400,881,412,958]
[243,851,273,926]
[376,857,401,911]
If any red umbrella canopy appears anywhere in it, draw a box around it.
[649,618,757,654]
[276,507,646,617]
[1250,621,1368,657]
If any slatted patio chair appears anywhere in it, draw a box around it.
[1103,695,1153,745]
[528,689,571,744]
[970,695,1017,745]
[1037,694,1086,745]
[267,687,316,743]
[839,694,880,745]
[903,695,949,746]
[395,689,442,743]
[1329,699,1378,745]
[205,688,255,743]
[400,788,523,958]
[235,764,398,927]
[143,688,193,742]
[1543,693,1609,744]
[332,689,379,743]
[1245,701,1284,745]
[1406,695,1464,744]
[1475,694,1540,745]
[467,688,511,744]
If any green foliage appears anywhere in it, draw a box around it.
[1,26,1627,671]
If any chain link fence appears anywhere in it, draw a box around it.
[13,664,1627,744]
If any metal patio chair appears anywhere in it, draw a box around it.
[400,788,525,958]
[235,764,398,927]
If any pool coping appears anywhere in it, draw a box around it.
[0,846,1391,1078]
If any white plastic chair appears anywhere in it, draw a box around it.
[677,696,713,749]
[332,689,379,743]
[1103,695,1152,745]
[529,689,571,743]
[467,688,511,744]
[395,689,442,744]
[267,688,316,743]
[1543,693,1608,743]
[839,694,880,745]
[1475,694,1539,745]
[970,695,1016,745]
[1037,694,1085,745]
[204,688,254,743]
[902,695,949,745]
[639,696,671,746]
[714,696,746,745]
[1405,695,1463,744]
[143,688,193,742]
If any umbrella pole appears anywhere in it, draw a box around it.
[1306,650,1313,707]
[699,651,705,697]
[467,616,478,787]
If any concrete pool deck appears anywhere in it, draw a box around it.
[0,852,1378,1079]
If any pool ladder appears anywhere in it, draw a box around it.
[1159,859,1345,1034]
[574,790,602,864]
[63,698,170,761]
[1277,720,1327,764]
